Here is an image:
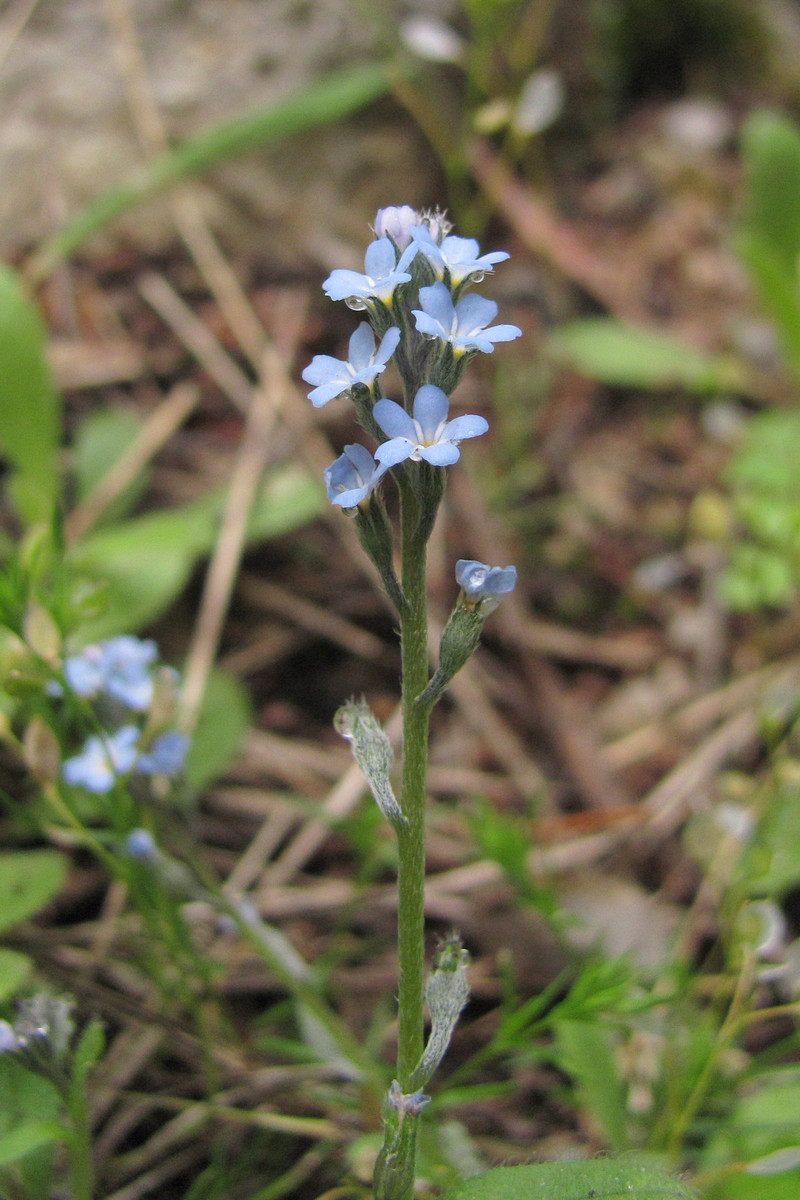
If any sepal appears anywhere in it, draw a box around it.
[410,937,470,1090]
[417,601,487,707]
[334,698,406,830]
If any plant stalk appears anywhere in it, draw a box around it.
[396,485,431,1090]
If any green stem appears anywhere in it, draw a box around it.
[396,483,431,1090]
[67,1083,94,1200]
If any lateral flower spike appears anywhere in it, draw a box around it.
[418,560,516,708]
[409,937,470,1091]
[335,698,406,830]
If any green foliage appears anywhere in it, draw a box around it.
[552,1019,630,1153]
[70,465,323,639]
[0,850,67,935]
[0,850,67,1003]
[548,319,741,393]
[441,1157,695,1200]
[735,111,800,385]
[718,411,800,610]
[700,1068,800,1199]
[0,264,60,526]
[0,1056,63,1198]
[71,407,149,526]
[184,667,252,792]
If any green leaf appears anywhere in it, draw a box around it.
[70,465,323,639]
[740,111,800,276]
[548,319,740,392]
[734,231,800,384]
[184,668,251,791]
[441,1158,695,1200]
[71,1019,105,1083]
[0,1120,65,1166]
[71,407,149,525]
[553,1020,629,1153]
[0,264,60,524]
[29,63,395,280]
[0,948,33,1002]
[0,850,67,934]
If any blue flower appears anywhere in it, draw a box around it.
[136,731,189,777]
[0,1021,18,1053]
[302,323,400,407]
[324,444,389,507]
[62,726,140,793]
[456,559,517,601]
[412,282,522,355]
[374,385,488,467]
[411,227,510,285]
[322,237,419,307]
[63,636,159,711]
[125,828,158,860]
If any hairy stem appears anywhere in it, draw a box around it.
[396,483,430,1089]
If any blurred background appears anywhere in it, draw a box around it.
[5,2,800,1198]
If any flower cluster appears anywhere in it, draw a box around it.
[54,636,189,793]
[303,206,520,695]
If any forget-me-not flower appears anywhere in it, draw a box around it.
[136,731,189,777]
[302,323,400,407]
[325,444,389,508]
[374,385,488,467]
[62,636,159,711]
[413,282,522,356]
[323,237,419,307]
[125,828,159,860]
[456,559,517,602]
[62,726,140,793]
[411,227,510,286]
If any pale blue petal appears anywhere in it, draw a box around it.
[309,380,349,408]
[374,398,417,440]
[375,437,416,466]
[442,414,489,441]
[454,292,498,331]
[345,443,379,478]
[301,354,349,386]
[441,235,481,262]
[323,269,371,301]
[348,322,377,369]
[331,483,370,508]
[412,309,448,339]
[418,442,460,466]
[375,326,401,365]
[483,323,522,343]
[413,385,449,433]
[364,237,396,279]
[396,239,422,273]
[419,281,455,324]
[487,566,517,593]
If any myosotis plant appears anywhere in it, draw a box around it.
[304,204,521,1200]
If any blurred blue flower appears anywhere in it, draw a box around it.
[412,282,522,355]
[323,237,418,306]
[456,559,517,601]
[374,385,488,467]
[62,726,139,793]
[302,323,400,407]
[0,1020,18,1053]
[325,444,389,507]
[137,731,189,777]
[63,636,159,711]
[411,228,509,285]
[125,828,158,860]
